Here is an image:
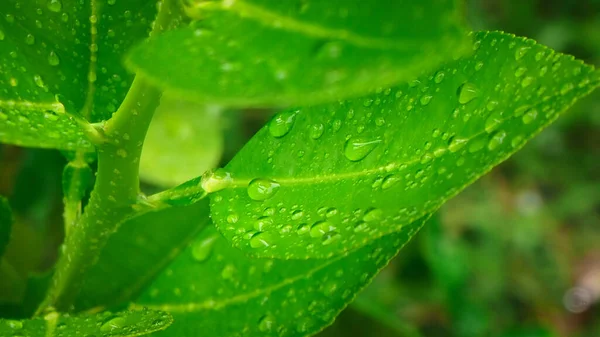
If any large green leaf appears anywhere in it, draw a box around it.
[203,31,600,259]
[0,308,172,336]
[0,196,11,258]
[0,0,160,149]
[132,215,428,337]
[140,96,223,188]
[74,200,212,311]
[126,0,469,107]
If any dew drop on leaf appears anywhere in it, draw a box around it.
[448,136,468,152]
[258,314,276,332]
[291,209,304,221]
[488,130,507,151]
[484,112,503,133]
[310,221,335,238]
[6,320,23,330]
[515,46,529,60]
[457,82,479,104]
[253,216,273,231]
[309,123,325,139]
[343,137,381,161]
[48,51,60,66]
[434,70,445,83]
[250,232,273,248]
[419,95,433,106]
[25,34,35,45]
[191,235,218,262]
[381,174,399,189]
[268,111,296,138]
[48,0,62,12]
[100,316,127,333]
[522,108,538,124]
[33,75,45,88]
[297,223,309,235]
[247,178,280,201]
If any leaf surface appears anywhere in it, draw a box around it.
[126,0,469,107]
[0,196,12,258]
[206,31,600,259]
[0,0,160,149]
[0,308,172,336]
[74,200,212,311]
[133,215,428,337]
[140,96,223,187]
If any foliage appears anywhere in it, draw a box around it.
[0,0,598,336]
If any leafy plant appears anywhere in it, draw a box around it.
[0,0,598,336]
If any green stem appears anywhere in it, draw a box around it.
[37,0,178,313]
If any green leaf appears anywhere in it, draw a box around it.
[132,215,429,337]
[0,0,161,149]
[140,96,223,187]
[74,200,212,311]
[126,0,469,107]
[206,31,600,259]
[0,196,12,258]
[0,308,172,336]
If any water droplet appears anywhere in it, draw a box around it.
[521,76,534,88]
[310,221,335,238]
[291,209,304,221]
[192,235,218,262]
[515,46,529,60]
[343,137,381,162]
[6,320,23,330]
[363,208,382,222]
[474,61,484,71]
[258,314,276,332]
[247,178,280,201]
[48,51,60,66]
[253,216,273,231]
[486,100,499,111]
[297,223,309,235]
[226,213,239,224]
[457,82,479,104]
[25,34,35,45]
[309,123,324,139]
[268,110,296,138]
[514,67,527,77]
[33,75,45,88]
[48,0,62,12]
[488,130,507,151]
[201,168,233,193]
[322,232,341,245]
[419,95,433,106]
[381,174,399,189]
[108,0,116,4]
[560,83,574,95]
[522,108,538,124]
[434,70,445,83]
[484,112,503,133]
[354,221,369,232]
[5,14,15,23]
[250,232,273,248]
[511,135,523,148]
[100,316,127,333]
[448,136,468,152]
[468,135,487,153]
[0,30,5,41]
[221,264,236,279]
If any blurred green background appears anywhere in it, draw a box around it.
[0,0,598,336]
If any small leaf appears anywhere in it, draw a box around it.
[0,0,164,149]
[74,200,212,311]
[140,96,224,187]
[0,196,12,258]
[0,308,172,336]
[206,31,599,259]
[126,0,469,107]
[132,215,429,337]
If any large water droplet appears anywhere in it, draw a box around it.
[191,235,218,262]
[33,75,45,88]
[309,123,324,139]
[258,314,276,332]
[419,95,433,106]
[488,130,507,151]
[381,174,399,190]
[250,232,273,248]
[522,108,538,124]
[448,136,468,152]
[48,51,60,66]
[291,209,304,221]
[515,46,529,60]
[343,137,381,161]
[25,34,35,45]
[100,316,127,333]
[201,168,233,193]
[268,110,296,138]
[247,178,280,201]
[310,221,336,238]
[48,0,62,12]
[457,83,478,104]
[484,111,503,133]
[363,208,382,222]
[253,216,273,231]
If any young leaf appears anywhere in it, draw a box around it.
[0,196,12,258]
[0,308,172,336]
[132,215,429,337]
[126,0,469,107]
[206,31,600,259]
[0,0,161,149]
[74,200,212,311]
[140,96,224,187]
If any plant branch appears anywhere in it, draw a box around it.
[37,0,179,314]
